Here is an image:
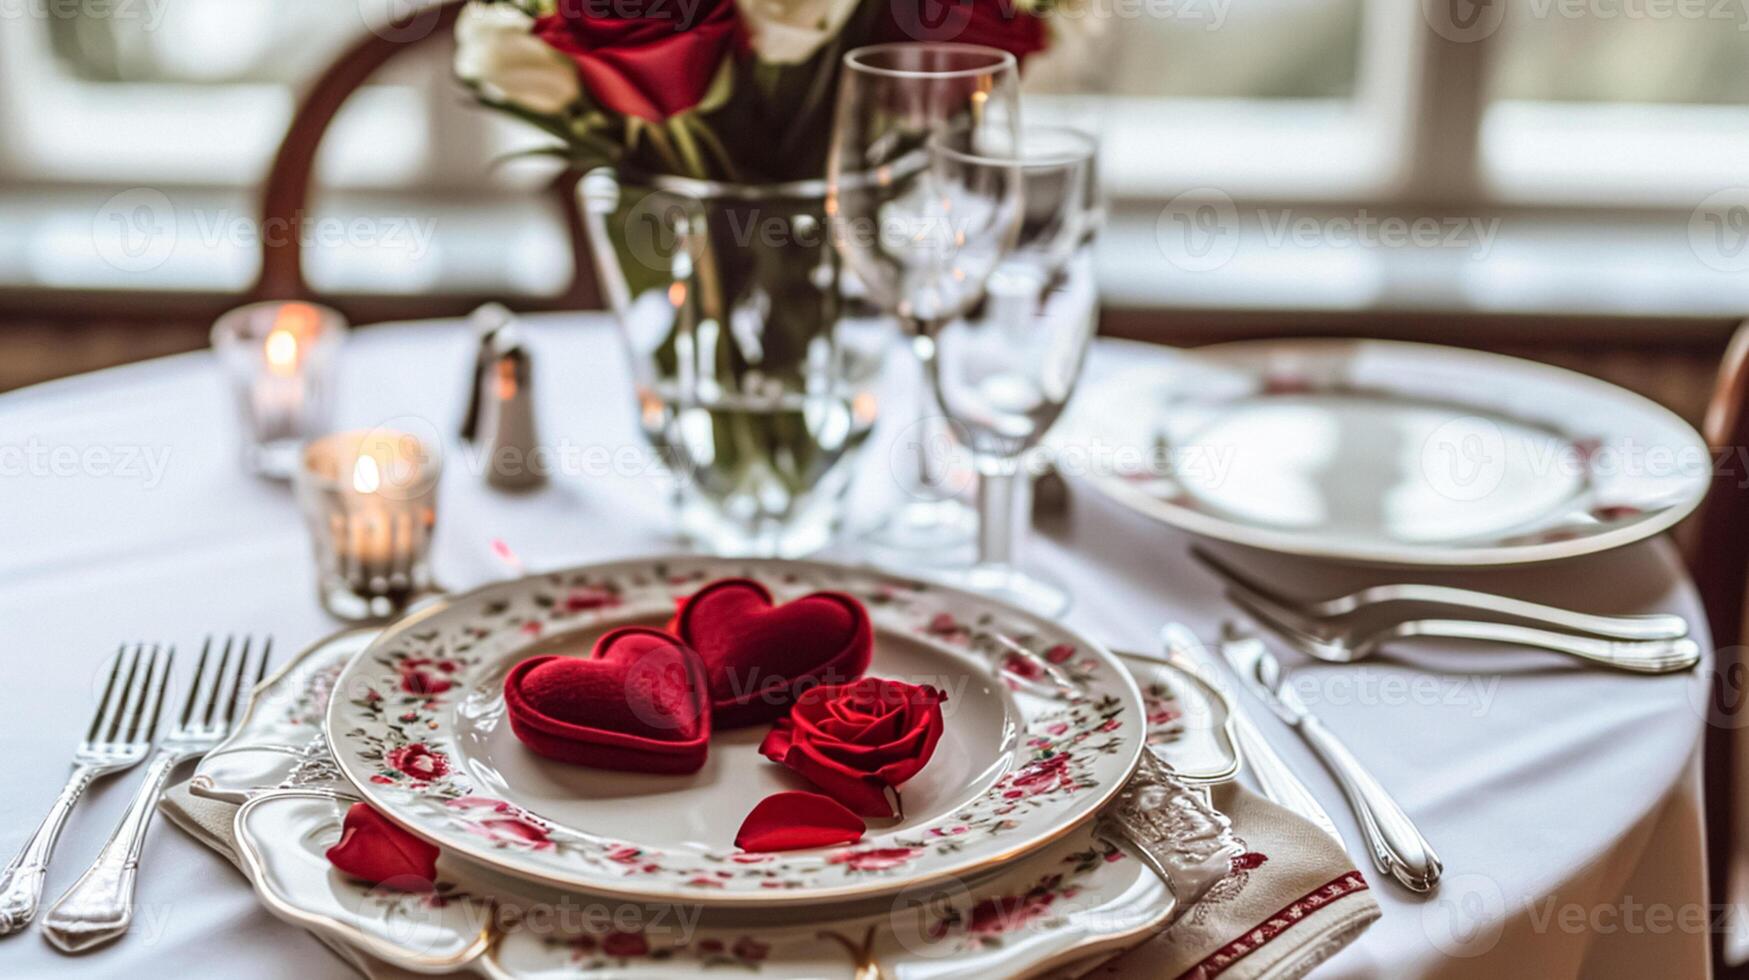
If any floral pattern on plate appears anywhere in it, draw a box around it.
[325,557,1145,904]
[232,786,1199,980]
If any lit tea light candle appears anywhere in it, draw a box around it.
[212,301,346,479]
[264,326,300,377]
[295,429,440,622]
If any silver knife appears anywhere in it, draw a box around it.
[1217,622,1442,892]
[1157,623,1345,846]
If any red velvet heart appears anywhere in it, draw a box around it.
[675,578,874,729]
[504,626,711,774]
[326,802,440,891]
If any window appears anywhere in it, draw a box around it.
[2,0,1746,318]
[0,0,570,296]
[1482,4,1749,203]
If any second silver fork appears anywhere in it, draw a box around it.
[42,636,270,953]
[1229,588,1701,675]
[1192,545,1689,640]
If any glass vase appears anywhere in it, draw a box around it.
[578,169,885,557]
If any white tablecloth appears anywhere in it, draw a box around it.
[0,314,1713,978]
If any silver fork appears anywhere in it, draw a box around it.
[1193,545,1688,640]
[0,644,171,935]
[1229,588,1701,675]
[42,636,270,952]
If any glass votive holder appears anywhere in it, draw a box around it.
[295,429,440,622]
[213,301,347,479]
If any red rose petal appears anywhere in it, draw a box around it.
[326,802,440,891]
[734,791,865,853]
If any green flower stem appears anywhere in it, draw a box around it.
[630,118,686,176]
[667,117,711,181]
[686,117,741,184]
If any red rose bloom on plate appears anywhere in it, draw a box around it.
[534,0,740,121]
[758,678,947,819]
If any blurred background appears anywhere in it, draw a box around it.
[3,0,1749,420]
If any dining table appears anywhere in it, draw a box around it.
[0,312,1714,978]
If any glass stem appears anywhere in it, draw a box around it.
[977,456,1022,568]
[908,325,942,500]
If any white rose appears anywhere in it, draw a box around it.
[454,2,580,116]
[734,0,860,65]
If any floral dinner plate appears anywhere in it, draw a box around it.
[324,557,1146,906]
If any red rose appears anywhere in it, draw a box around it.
[880,0,1049,64]
[1006,753,1072,797]
[400,668,452,695]
[534,0,740,121]
[601,930,649,957]
[731,937,770,962]
[325,802,440,891]
[758,678,946,819]
[386,743,449,782]
[446,796,557,850]
[1002,652,1044,680]
[565,586,621,612]
[828,846,918,871]
[967,892,1054,935]
[480,816,550,846]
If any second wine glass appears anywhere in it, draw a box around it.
[928,126,1099,615]
[826,42,1024,567]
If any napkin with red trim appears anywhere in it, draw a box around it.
[1080,779,1379,980]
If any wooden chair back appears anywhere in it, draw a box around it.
[1689,320,1749,976]
[248,0,596,310]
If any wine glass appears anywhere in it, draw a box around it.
[827,42,1024,566]
[927,126,1098,615]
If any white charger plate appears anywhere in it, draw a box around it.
[234,787,1217,980]
[324,557,1145,906]
[198,619,1241,980]
[1053,339,1709,567]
